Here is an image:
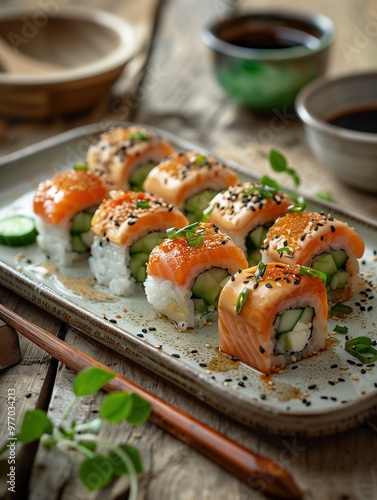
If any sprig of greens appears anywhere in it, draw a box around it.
[0,367,152,498]
[269,149,301,188]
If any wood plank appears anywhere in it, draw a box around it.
[0,286,62,499]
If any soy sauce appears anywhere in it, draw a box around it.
[221,26,318,50]
[327,107,377,134]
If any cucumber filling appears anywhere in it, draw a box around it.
[311,249,349,291]
[70,207,97,253]
[192,268,230,314]
[246,225,270,267]
[274,307,314,355]
[129,231,166,283]
[129,161,156,191]
[184,189,218,223]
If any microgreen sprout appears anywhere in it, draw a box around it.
[130,131,148,141]
[73,162,89,172]
[269,149,301,188]
[0,367,152,498]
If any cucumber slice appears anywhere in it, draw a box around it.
[275,328,311,354]
[129,232,166,254]
[184,189,218,223]
[248,226,268,249]
[0,215,37,247]
[300,306,314,325]
[193,298,208,314]
[248,248,261,267]
[330,249,348,269]
[192,268,229,306]
[129,252,150,283]
[276,308,304,334]
[81,231,94,248]
[71,234,89,253]
[328,269,349,290]
[71,211,93,235]
[311,253,337,280]
[129,161,156,191]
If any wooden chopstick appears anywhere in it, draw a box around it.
[0,303,301,499]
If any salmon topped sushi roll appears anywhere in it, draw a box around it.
[33,166,111,266]
[218,262,328,374]
[206,182,292,267]
[261,211,365,302]
[87,126,175,192]
[145,222,248,331]
[143,151,239,223]
[89,190,188,296]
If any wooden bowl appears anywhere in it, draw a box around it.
[0,6,136,119]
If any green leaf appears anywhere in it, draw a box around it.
[100,392,132,424]
[315,190,333,202]
[126,393,152,425]
[17,409,53,444]
[109,444,143,476]
[73,367,115,397]
[260,175,281,191]
[79,455,114,491]
[78,441,97,453]
[269,149,287,172]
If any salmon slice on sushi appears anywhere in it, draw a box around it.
[87,125,175,191]
[261,210,365,302]
[145,222,248,331]
[33,166,112,267]
[218,262,328,374]
[89,190,188,296]
[205,182,292,267]
[143,151,239,223]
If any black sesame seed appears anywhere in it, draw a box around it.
[142,328,148,333]
[231,356,238,362]
[137,333,144,338]
[347,359,356,365]
[149,327,156,331]
[109,319,117,324]
[374,383,377,388]
[328,381,335,386]
[172,353,181,358]
[330,225,335,233]
[191,349,198,354]
[260,394,266,400]
[253,282,259,289]
[199,363,208,367]
[308,384,317,390]
[238,381,245,388]
[259,346,265,354]
[242,376,248,381]
[330,364,338,369]
[127,220,136,226]
[300,234,306,241]
[367,363,375,368]
[114,221,120,227]
[320,396,328,400]
[243,280,250,284]
[265,283,273,289]
[291,365,298,370]
[231,276,236,281]
[26,259,32,264]
[361,369,366,374]
[330,396,337,401]
[338,378,345,382]
[224,378,233,382]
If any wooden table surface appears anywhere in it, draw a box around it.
[1,1,377,499]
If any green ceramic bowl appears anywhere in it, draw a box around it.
[202,11,335,111]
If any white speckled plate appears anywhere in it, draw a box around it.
[1,123,376,436]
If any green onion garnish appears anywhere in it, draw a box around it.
[190,155,208,167]
[186,230,203,247]
[333,325,348,334]
[277,247,293,257]
[254,261,266,281]
[235,287,249,315]
[329,303,353,317]
[345,336,377,364]
[166,222,204,247]
[288,203,306,213]
[201,205,214,222]
[73,162,88,172]
[130,131,148,141]
[166,227,178,239]
[137,200,150,209]
[299,266,327,284]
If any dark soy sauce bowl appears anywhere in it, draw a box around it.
[202,11,335,112]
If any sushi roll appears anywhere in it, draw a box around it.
[87,125,175,191]
[144,222,248,331]
[143,151,239,223]
[205,182,292,267]
[33,167,111,267]
[261,211,365,302]
[89,190,188,296]
[218,262,328,374]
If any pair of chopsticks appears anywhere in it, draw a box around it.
[0,303,301,499]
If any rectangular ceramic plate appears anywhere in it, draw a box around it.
[1,122,376,436]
